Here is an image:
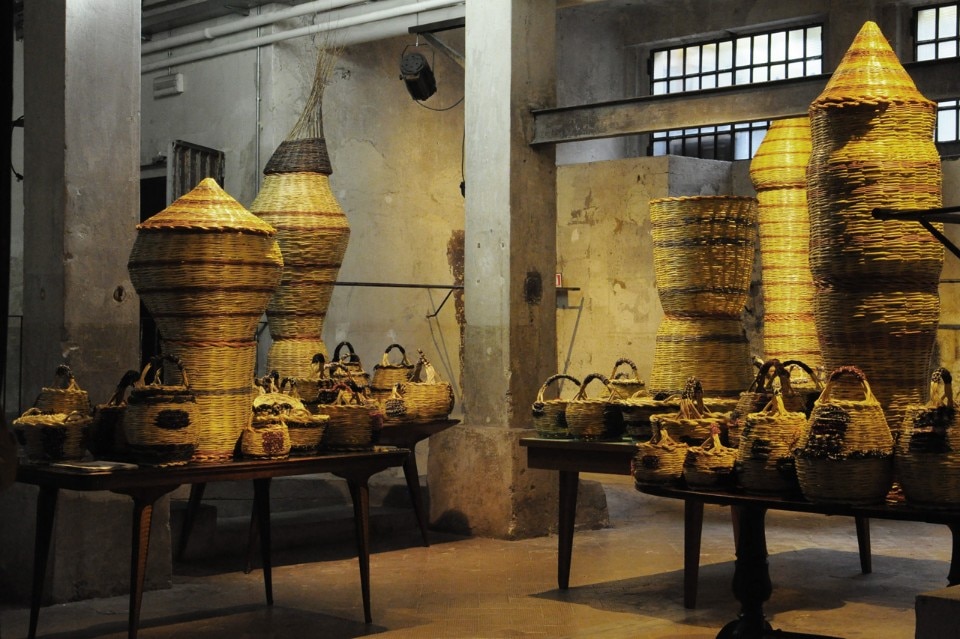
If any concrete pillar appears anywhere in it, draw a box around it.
[429,0,594,539]
[0,1,171,603]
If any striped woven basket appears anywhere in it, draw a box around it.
[619,392,681,442]
[633,422,688,486]
[268,338,329,381]
[123,356,201,467]
[242,405,291,460]
[793,366,894,505]
[34,365,91,417]
[321,384,381,450]
[683,431,738,489]
[607,358,646,399]
[737,393,806,496]
[649,195,758,316]
[13,409,90,462]
[370,343,415,393]
[399,351,455,423]
[896,368,960,509]
[531,374,581,439]
[565,374,625,441]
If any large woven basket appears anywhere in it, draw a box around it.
[737,393,806,496]
[268,337,329,381]
[793,366,894,505]
[633,423,688,486]
[683,432,738,489]
[162,338,258,463]
[565,374,625,441]
[399,351,455,423]
[531,374,581,439]
[321,384,381,450]
[128,177,283,344]
[13,409,90,462]
[370,343,415,393]
[607,358,646,399]
[896,368,960,509]
[649,195,758,316]
[123,356,201,467]
[34,365,91,417]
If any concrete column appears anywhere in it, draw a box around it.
[428,0,601,539]
[0,1,171,603]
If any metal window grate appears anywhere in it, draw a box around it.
[648,24,823,160]
[916,3,960,145]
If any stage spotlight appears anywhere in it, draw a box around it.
[400,48,437,101]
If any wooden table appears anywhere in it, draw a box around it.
[637,483,960,639]
[17,447,409,639]
[519,437,871,611]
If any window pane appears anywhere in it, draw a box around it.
[736,37,752,66]
[718,71,733,87]
[652,50,669,79]
[917,42,937,61]
[806,26,822,57]
[718,41,734,69]
[753,34,769,64]
[652,140,666,156]
[734,130,752,158]
[937,107,958,142]
[669,49,685,77]
[702,73,717,89]
[917,8,937,41]
[754,66,769,83]
[701,43,717,72]
[683,138,699,156]
[685,45,701,74]
[770,31,786,62]
[940,5,958,38]
[735,68,751,84]
[670,78,684,92]
[788,29,805,59]
[669,139,683,155]
[652,80,668,95]
[771,63,787,81]
[807,59,822,75]
[940,40,958,58]
[787,61,804,78]
[685,76,700,91]
[701,125,716,134]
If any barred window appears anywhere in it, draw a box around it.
[648,24,823,160]
[916,3,960,144]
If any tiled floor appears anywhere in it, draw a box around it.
[1,474,953,638]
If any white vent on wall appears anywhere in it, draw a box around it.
[153,73,185,99]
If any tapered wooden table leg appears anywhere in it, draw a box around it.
[347,477,373,623]
[253,478,273,604]
[28,486,58,639]
[175,482,206,561]
[558,470,579,590]
[684,499,705,609]
[123,486,178,639]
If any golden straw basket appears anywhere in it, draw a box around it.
[399,351,455,423]
[34,365,91,417]
[531,374,581,439]
[13,409,90,462]
[683,431,738,489]
[607,358,646,399]
[322,384,381,450]
[370,343,416,394]
[619,392,681,442]
[242,405,291,460]
[565,374,625,441]
[633,422,688,486]
[737,393,806,496]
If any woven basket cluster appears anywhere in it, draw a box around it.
[123,356,201,467]
[607,358,646,399]
[737,393,806,496]
[565,374,625,441]
[633,423,688,485]
[683,432,738,489]
[13,409,90,462]
[531,374,581,439]
[648,194,757,398]
[792,366,894,505]
[128,178,281,462]
[749,117,822,370]
[251,138,350,379]
[896,368,960,509]
[807,21,943,434]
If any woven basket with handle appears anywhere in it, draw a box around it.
[737,393,807,496]
[321,384,381,450]
[607,358,646,399]
[633,421,688,486]
[565,374,625,441]
[34,365,91,417]
[399,351,455,423]
[371,343,415,393]
[531,374,581,439]
[683,430,738,489]
[13,409,90,462]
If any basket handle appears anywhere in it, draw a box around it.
[609,358,639,380]
[681,377,705,411]
[333,382,363,406]
[573,373,621,401]
[380,343,411,367]
[53,364,82,392]
[818,365,874,404]
[535,374,582,403]
[106,369,140,406]
[929,367,954,408]
[138,354,190,389]
[758,390,790,417]
[333,340,360,364]
[280,377,302,400]
[311,353,326,379]
[748,358,782,393]
[780,359,824,390]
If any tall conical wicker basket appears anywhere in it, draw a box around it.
[807,21,943,433]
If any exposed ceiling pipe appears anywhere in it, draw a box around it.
[141,0,369,56]
[142,0,465,74]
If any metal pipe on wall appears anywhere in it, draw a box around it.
[141,0,465,74]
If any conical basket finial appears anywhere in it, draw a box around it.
[138,177,276,236]
[811,21,933,108]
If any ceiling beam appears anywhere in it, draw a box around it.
[531,58,960,145]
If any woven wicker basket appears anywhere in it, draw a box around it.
[896,368,960,509]
[737,393,807,496]
[371,343,415,392]
[655,378,728,446]
[286,408,329,456]
[633,423,689,486]
[13,409,90,462]
[683,432,738,489]
[34,365,91,417]
[242,405,291,459]
[268,338,329,381]
[321,384,381,450]
[531,374,581,439]
[607,358,646,399]
[399,351,455,423]
[330,341,371,391]
[123,356,201,467]
[87,369,140,460]
[565,374,625,441]
[793,366,894,505]
[619,392,681,442]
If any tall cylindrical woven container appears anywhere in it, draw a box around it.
[648,195,757,397]
[749,117,821,372]
[807,21,943,433]
[128,178,283,462]
[251,138,350,378]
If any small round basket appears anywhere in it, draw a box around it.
[242,405,291,459]
[565,374,625,441]
[633,423,688,486]
[683,431,738,489]
[13,409,90,462]
[531,374,581,439]
[370,343,415,394]
[737,393,807,496]
[607,358,646,399]
[34,365,92,417]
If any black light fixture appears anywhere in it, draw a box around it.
[399,44,436,101]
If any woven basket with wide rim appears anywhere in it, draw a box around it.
[399,351,455,423]
[737,393,807,496]
[649,195,758,316]
[34,365,91,417]
[242,405,291,459]
[793,366,894,505]
[13,409,90,462]
[565,373,625,441]
[123,355,201,467]
[683,432,738,489]
[633,423,688,486]
[619,392,681,442]
[321,384,381,450]
[896,368,960,509]
[655,378,730,446]
[370,343,415,391]
[128,178,283,344]
[531,374,582,439]
[607,358,646,399]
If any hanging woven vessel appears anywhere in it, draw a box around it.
[749,117,821,372]
[128,178,282,462]
[807,21,943,433]
[648,196,757,398]
[251,41,349,379]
